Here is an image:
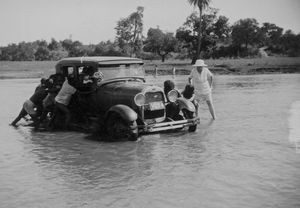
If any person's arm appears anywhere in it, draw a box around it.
[188,68,194,84]
[48,85,61,93]
[189,94,195,101]
[207,68,213,88]
[209,75,213,88]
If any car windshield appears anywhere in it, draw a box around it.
[97,64,145,80]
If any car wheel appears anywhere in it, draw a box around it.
[188,123,197,132]
[106,114,138,141]
[182,109,197,132]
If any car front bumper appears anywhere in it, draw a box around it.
[139,117,200,133]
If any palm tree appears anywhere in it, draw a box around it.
[188,0,211,63]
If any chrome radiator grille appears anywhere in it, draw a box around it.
[145,92,164,103]
[144,92,165,120]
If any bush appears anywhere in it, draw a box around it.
[287,49,300,57]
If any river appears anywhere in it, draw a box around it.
[0,74,300,208]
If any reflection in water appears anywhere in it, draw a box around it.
[225,76,280,89]
[1,74,300,208]
[29,131,150,189]
[226,81,261,88]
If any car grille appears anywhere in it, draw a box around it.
[144,109,165,119]
[145,92,164,103]
[144,92,165,120]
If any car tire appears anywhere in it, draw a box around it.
[106,113,138,141]
[188,124,197,132]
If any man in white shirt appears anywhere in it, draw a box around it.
[54,78,77,128]
[188,59,216,120]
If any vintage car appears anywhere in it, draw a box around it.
[52,56,200,140]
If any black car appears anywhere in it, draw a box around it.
[52,56,199,140]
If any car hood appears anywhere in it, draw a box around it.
[95,81,165,112]
[100,81,164,96]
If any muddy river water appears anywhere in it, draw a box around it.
[0,74,300,208]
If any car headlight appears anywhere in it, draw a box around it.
[167,90,179,102]
[134,93,146,107]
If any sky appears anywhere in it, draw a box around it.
[0,0,299,46]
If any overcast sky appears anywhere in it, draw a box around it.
[0,0,299,46]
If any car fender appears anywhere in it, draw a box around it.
[106,104,138,122]
[176,97,196,112]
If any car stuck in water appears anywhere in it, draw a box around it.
[23,56,200,140]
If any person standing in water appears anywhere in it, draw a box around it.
[188,59,216,120]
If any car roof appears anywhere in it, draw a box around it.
[56,56,143,66]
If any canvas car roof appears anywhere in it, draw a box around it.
[56,56,144,66]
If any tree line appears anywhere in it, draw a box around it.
[1,4,299,63]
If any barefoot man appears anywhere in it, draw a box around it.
[188,59,216,120]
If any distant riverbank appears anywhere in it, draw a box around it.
[0,57,299,79]
[144,57,300,75]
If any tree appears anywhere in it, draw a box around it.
[280,30,300,56]
[93,41,123,56]
[16,42,35,61]
[61,39,86,57]
[187,0,211,63]
[61,39,74,52]
[214,15,231,41]
[49,50,68,61]
[47,38,68,60]
[128,6,144,56]
[259,22,283,46]
[176,9,220,59]
[144,28,177,62]
[115,18,132,55]
[115,7,144,57]
[35,46,50,61]
[231,18,260,56]
[48,38,61,51]
[0,44,18,60]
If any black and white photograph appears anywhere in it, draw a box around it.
[0,0,300,207]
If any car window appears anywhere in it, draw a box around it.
[98,64,144,80]
[77,66,95,76]
[78,66,84,74]
[61,66,75,78]
[67,66,74,75]
[75,66,98,88]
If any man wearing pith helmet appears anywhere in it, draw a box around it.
[188,59,216,120]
